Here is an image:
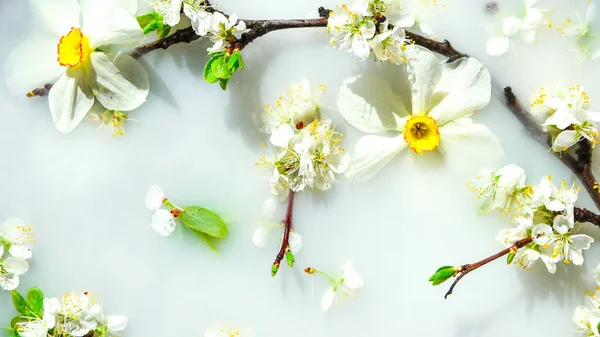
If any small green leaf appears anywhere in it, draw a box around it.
[136,12,157,28]
[203,58,219,84]
[428,266,457,286]
[210,57,232,79]
[26,287,44,317]
[285,250,295,267]
[157,24,171,38]
[11,291,31,316]
[226,51,240,71]
[143,20,163,34]
[136,12,164,34]
[507,252,516,264]
[191,230,217,251]
[271,263,280,277]
[179,206,228,238]
[207,51,226,58]
[10,316,25,330]
[219,78,229,91]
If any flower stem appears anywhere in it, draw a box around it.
[503,87,600,211]
[444,236,533,299]
[271,190,296,277]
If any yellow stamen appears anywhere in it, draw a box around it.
[57,27,91,68]
[403,115,440,154]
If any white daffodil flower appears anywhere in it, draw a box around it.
[530,175,578,214]
[252,197,303,254]
[338,45,498,182]
[0,217,34,259]
[369,23,407,64]
[558,2,600,61]
[486,0,546,56]
[145,185,177,236]
[262,79,325,147]
[0,257,29,290]
[468,164,528,215]
[205,12,247,53]
[398,0,442,39]
[573,293,600,336]
[205,323,254,337]
[5,0,149,134]
[327,4,376,60]
[320,262,364,311]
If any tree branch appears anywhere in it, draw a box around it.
[503,87,600,211]
[444,237,532,299]
[271,190,296,276]
[405,32,467,62]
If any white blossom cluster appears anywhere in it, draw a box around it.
[530,82,600,152]
[0,218,34,291]
[327,0,443,62]
[558,2,600,61]
[15,292,127,337]
[152,0,247,52]
[573,264,600,337]
[258,79,350,198]
[469,165,595,273]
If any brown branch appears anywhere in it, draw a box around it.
[232,18,327,51]
[271,190,296,277]
[575,207,600,227]
[405,32,467,63]
[445,237,533,299]
[503,87,600,211]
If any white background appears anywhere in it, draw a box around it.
[1,0,600,336]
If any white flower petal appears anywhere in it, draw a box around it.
[151,209,176,237]
[0,274,19,291]
[405,45,442,114]
[428,56,491,125]
[503,17,521,36]
[531,224,553,246]
[552,130,578,152]
[3,257,29,275]
[345,135,407,182]
[351,34,371,60]
[29,0,80,36]
[337,75,407,133]
[288,231,302,255]
[269,124,295,146]
[342,262,364,289]
[106,315,128,333]
[395,16,415,28]
[439,121,501,146]
[486,37,510,56]
[595,264,600,285]
[252,227,269,248]
[82,0,144,48]
[570,234,594,252]
[418,23,436,39]
[145,185,165,211]
[9,245,32,260]
[48,71,95,134]
[321,288,336,311]
[88,52,149,111]
[262,196,279,219]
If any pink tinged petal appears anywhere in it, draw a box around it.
[288,231,302,255]
[151,209,176,237]
[48,71,95,134]
[252,227,268,248]
[83,5,144,48]
[9,245,32,260]
[88,52,149,111]
[145,185,165,211]
[337,75,408,133]
[3,257,29,275]
[486,37,510,56]
[28,0,80,36]
[428,56,491,125]
[405,45,442,114]
[345,135,407,183]
[321,288,336,311]
[351,34,371,60]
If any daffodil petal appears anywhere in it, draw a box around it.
[345,135,407,182]
[88,52,149,111]
[428,57,491,125]
[29,0,80,36]
[48,71,95,133]
[405,45,442,115]
[337,75,407,133]
[82,0,143,47]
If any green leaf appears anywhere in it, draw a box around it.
[191,230,217,251]
[506,252,516,264]
[11,291,31,316]
[219,78,229,91]
[210,57,232,79]
[26,287,44,317]
[136,12,164,34]
[157,24,171,38]
[203,58,219,84]
[207,51,226,58]
[285,250,295,267]
[428,266,457,286]
[271,263,280,277]
[179,206,228,238]
[226,51,241,71]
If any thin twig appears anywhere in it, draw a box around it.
[444,237,533,299]
[503,87,600,211]
[272,190,296,276]
[405,32,467,62]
